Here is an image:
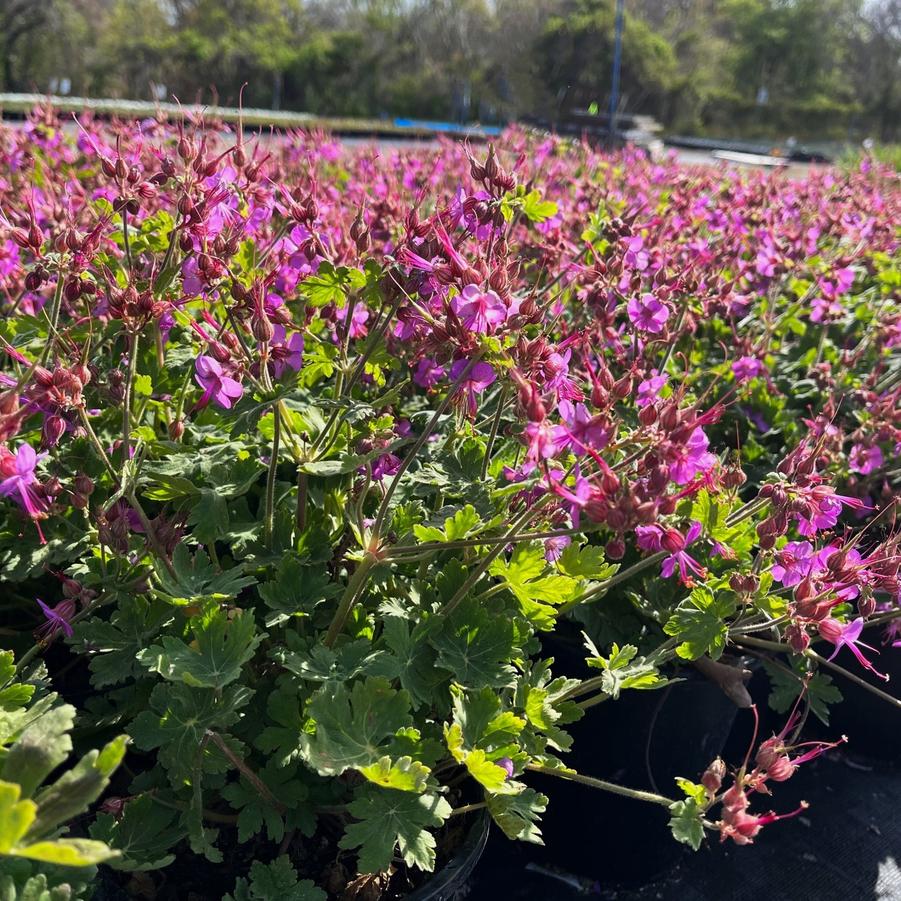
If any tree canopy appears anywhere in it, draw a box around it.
[0,0,897,140]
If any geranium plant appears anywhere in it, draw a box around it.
[0,108,899,897]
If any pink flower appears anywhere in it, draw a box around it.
[413,358,445,389]
[794,487,868,537]
[818,617,887,680]
[450,359,495,417]
[849,443,883,475]
[732,356,766,383]
[36,598,75,639]
[0,443,48,524]
[627,293,669,333]
[771,541,815,587]
[451,284,507,334]
[669,427,717,485]
[636,520,707,585]
[557,400,609,456]
[623,236,649,271]
[637,371,668,406]
[544,536,571,563]
[194,355,244,410]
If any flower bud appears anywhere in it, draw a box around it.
[74,474,94,496]
[701,758,726,794]
[42,415,66,448]
[605,537,625,560]
[169,419,185,440]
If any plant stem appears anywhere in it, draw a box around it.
[323,553,379,648]
[526,764,674,808]
[481,386,508,480]
[371,354,482,539]
[805,648,901,711]
[121,209,133,273]
[122,331,139,469]
[205,731,285,812]
[38,272,64,366]
[295,470,308,532]
[450,801,488,817]
[264,406,281,549]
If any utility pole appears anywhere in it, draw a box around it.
[608,0,625,144]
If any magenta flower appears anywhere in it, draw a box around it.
[623,236,649,271]
[544,536,571,563]
[637,371,668,407]
[669,427,717,485]
[794,488,868,537]
[637,521,707,584]
[557,400,610,455]
[450,359,495,417]
[818,617,888,681]
[36,598,75,639]
[732,356,766,383]
[270,327,304,378]
[0,443,48,522]
[413,358,445,389]
[771,541,815,587]
[451,285,507,334]
[627,294,669,333]
[194,355,244,410]
[849,443,883,475]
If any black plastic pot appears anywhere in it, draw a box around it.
[808,648,901,760]
[94,812,490,901]
[407,810,491,900]
[528,625,740,887]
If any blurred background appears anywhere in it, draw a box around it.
[0,0,898,145]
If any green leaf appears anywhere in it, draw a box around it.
[187,490,230,545]
[90,794,184,871]
[763,661,842,726]
[300,678,414,777]
[359,756,431,793]
[0,652,33,712]
[129,683,253,784]
[668,799,704,850]
[300,262,365,308]
[584,641,669,699]
[413,505,482,543]
[153,544,256,607]
[444,686,525,792]
[137,609,263,690]
[339,786,451,873]
[486,788,547,843]
[0,782,35,853]
[258,556,340,627]
[225,855,327,901]
[254,683,305,767]
[0,706,74,799]
[663,587,736,661]
[489,544,579,630]
[28,736,127,841]
[557,543,618,580]
[70,597,173,688]
[133,373,153,397]
[432,601,517,689]
[10,838,118,867]
[520,190,558,223]
[380,617,446,709]
[275,639,394,686]
[221,762,313,844]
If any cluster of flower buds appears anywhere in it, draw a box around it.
[469,144,515,197]
[106,282,169,329]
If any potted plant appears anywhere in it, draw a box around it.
[1,109,899,899]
